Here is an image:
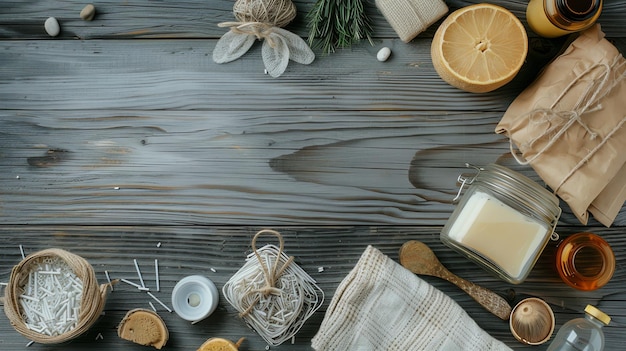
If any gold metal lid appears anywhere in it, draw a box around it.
[585,305,611,325]
[510,298,555,345]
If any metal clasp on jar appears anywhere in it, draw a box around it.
[453,163,483,202]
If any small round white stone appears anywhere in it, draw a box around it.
[44,17,60,37]
[80,4,96,21]
[377,47,391,62]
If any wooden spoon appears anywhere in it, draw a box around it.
[399,240,512,320]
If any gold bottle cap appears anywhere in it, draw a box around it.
[510,298,555,345]
[585,305,611,325]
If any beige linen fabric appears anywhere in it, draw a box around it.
[375,0,448,42]
[496,25,626,226]
[312,246,512,351]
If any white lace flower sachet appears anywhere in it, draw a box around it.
[213,0,315,78]
[222,229,324,346]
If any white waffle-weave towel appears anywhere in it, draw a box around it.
[311,245,512,351]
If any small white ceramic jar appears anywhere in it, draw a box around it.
[171,275,219,322]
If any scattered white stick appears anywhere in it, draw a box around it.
[318,266,324,273]
[120,278,142,289]
[133,259,146,288]
[26,340,35,347]
[148,301,157,312]
[104,270,113,291]
[19,245,25,259]
[147,292,172,313]
[156,242,162,248]
[210,267,217,273]
[154,259,160,292]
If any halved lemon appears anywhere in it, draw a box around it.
[431,3,528,93]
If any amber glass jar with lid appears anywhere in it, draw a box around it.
[441,164,562,284]
[555,232,615,291]
[527,0,602,38]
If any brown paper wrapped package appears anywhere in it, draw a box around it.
[496,25,626,226]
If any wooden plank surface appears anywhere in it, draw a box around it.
[1,226,625,350]
[1,0,625,350]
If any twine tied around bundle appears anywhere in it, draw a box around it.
[511,55,626,192]
[239,229,295,317]
[3,248,109,344]
[220,0,296,45]
[222,229,324,346]
[213,0,315,77]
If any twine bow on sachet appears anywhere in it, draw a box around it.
[213,0,315,78]
[222,229,323,346]
[237,229,295,317]
[510,54,626,193]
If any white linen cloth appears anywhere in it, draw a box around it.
[312,245,512,351]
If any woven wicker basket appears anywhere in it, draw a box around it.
[2,248,109,344]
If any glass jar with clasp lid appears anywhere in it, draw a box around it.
[440,164,562,284]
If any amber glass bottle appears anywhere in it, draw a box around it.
[527,0,602,38]
[555,232,615,290]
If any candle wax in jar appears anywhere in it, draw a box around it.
[448,191,548,279]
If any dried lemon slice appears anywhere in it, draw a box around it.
[197,337,245,351]
[431,3,528,93]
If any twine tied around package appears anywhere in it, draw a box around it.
[213,0,315,77]
[222,229,324,346]
[510,54,626,193]
[2,248,109,344]
[239,229,295,317]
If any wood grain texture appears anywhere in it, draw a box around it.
[0,37,569,112]
[0,226,625,350]
[2,109,620,226]
[1,0,625,350]
[0,0,624,39]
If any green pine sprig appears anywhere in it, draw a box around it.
[306,0,374,55]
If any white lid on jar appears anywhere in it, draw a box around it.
[171,275,219,322]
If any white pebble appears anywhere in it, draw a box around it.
[377,47,391,62]
[44,17,60,37]
[80,4,96,21]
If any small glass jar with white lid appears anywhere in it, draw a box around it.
[441,164,561,284]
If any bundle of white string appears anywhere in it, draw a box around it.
[222,230,324,346]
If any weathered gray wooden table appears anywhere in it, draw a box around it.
[1,0,625,350]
